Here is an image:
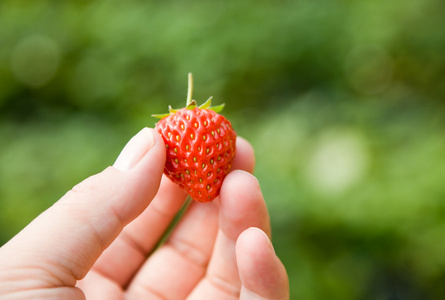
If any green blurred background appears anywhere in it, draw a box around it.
[2,0,445,299]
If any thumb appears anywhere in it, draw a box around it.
[0,128,165,288]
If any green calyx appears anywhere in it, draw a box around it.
[152,73,225,119]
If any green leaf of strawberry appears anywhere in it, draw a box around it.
[153,73,237,202]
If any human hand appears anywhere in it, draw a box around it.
[0,128,289,299]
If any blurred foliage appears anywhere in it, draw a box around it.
[2,0,445,299]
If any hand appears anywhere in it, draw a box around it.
[0,128,289,299]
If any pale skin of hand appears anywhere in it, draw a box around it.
[0,128,289,300]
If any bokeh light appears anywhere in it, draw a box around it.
[10,35,61,88]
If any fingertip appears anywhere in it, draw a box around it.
[236,228,273,270]
[114,128,156,172]
[219,170,270,240]
[113,128,166,220]
[130,128,166,175]
[237,227,274,254]
[224,169,260,190]
[232,136,255,174]
[236,227,289,300]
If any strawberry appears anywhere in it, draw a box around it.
[153,74,237,202]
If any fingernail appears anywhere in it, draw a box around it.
[113,128,155,171]
[232,170,260,188]
[257,227,275,255]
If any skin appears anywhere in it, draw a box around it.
[0,128,289,300]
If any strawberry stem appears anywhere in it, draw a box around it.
[186,72,193,106]
[152,73,225,119]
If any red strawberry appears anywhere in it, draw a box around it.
[153,74,237,202]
